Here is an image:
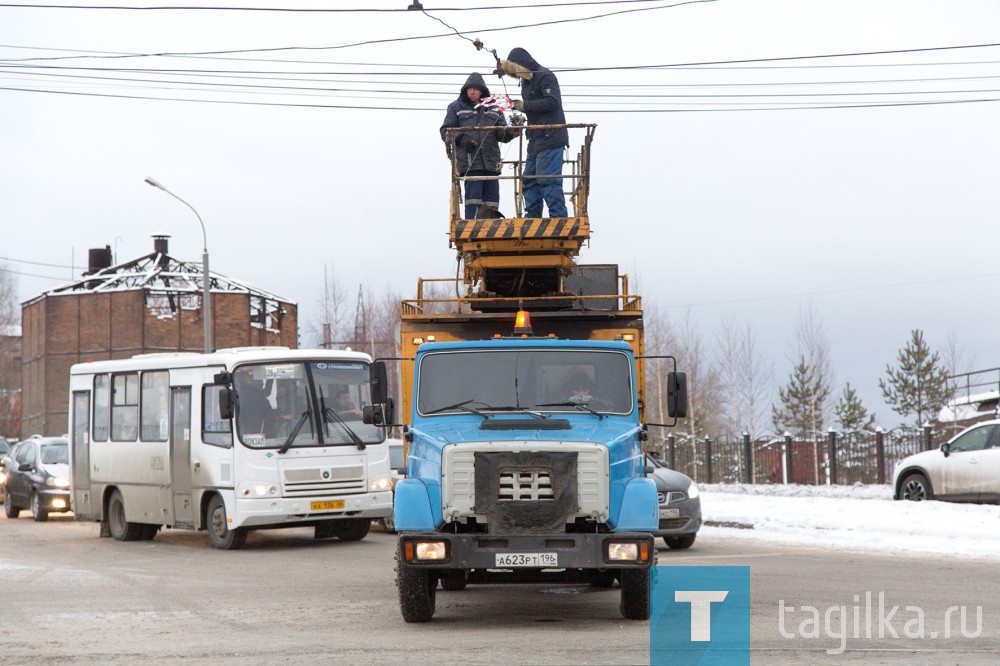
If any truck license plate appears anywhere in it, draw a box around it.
[495,552,558,567]
[659,508,680,519]
[311,500,345,511]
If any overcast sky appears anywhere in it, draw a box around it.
[3,0,999,430]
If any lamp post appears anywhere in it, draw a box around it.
[144,177,212,353]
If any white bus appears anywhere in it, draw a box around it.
[68,347,393,550]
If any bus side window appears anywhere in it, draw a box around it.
[203,384,233,448]
[111,373,139,441]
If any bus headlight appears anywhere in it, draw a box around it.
[241,483,277,497]
[369,474,394,491]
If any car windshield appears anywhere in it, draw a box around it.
[416,349,633,416]
[41,442,69,465]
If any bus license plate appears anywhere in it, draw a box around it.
[311,500,345,511]
[495,552,558,567]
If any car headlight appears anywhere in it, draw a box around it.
[369,474,393,491]
[46,476,70,488]
[687,481,700,500]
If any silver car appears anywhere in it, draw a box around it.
[893,419,1000,503]
[646,453,702,549]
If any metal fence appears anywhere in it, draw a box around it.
[651,428,936,486]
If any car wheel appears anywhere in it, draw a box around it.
[107,489,145,541]
[397,544,436,622]
[206,494,247,550]
[619,568,651,620]
[4,488,20,518]
[664,534,697,550]
[900,472,932,501]
[30,491,49,522]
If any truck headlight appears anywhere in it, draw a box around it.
[369,474,394,491]
[606,540,650,562]
[403,540,449,562]
[687,481,700,500]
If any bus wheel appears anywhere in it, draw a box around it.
[107,490,144,541]
[206,495,247,550]
[333,518,371,541]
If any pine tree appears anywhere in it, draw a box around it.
[771,355,831,438]
[833,382,876,432]
[879,329,950,427]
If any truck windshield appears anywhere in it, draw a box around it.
[417,349,632,416]
[234,361,384,449]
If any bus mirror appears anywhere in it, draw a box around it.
[363,404,384,426]
[219,387,235,420]
[667,371,688,418]
[370,361,389,404]
[213,371,232,386]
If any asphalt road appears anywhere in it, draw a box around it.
[1,513,997,665]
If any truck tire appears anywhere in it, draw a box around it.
[619,568,650,620]
[440,571,467,591]
[397,545,436,622]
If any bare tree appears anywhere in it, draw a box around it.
[0,261,21,437]
[305,267,350,348]
[674,309,723,443]
[716,316,773,441]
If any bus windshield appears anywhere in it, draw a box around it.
[234,361,384,449]
[416,349,633,416]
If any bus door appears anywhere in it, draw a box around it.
[71,390,93,518]
[170,387,195,528]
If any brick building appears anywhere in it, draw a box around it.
[20,235,297,436]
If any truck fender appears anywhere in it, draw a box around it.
[614,477,658,531]
[392,478,438,531]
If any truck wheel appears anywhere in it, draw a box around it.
[619,568,650,620]
[440,572,467,591]
[664,534,696,549]
[590,570,617,588]
[107,490,145,541]
[206,495,247,550]
[397,546,436,622]
[333,518,371,541]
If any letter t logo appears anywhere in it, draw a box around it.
[675,590,729,641]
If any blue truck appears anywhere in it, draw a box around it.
[364,123,687,621]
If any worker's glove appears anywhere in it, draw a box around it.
[464,140,478,154]
[510,112,525,126]
[512,100,525,112]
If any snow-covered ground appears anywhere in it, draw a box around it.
[699,484,1000,560]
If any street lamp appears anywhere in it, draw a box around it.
[144,177,212,353]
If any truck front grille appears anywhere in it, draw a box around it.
[499,470,554,501]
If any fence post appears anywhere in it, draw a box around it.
[875,427,885,484]
[742,431,752,484]
[923,423,933,452]
[667,434,676,470]
[783,433,793,485]
[704,436,713,484]
[827,429,837,485]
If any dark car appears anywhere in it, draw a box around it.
[4,436,72,522]
[646,453,702,549]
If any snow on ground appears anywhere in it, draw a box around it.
[698,484,1000,560]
